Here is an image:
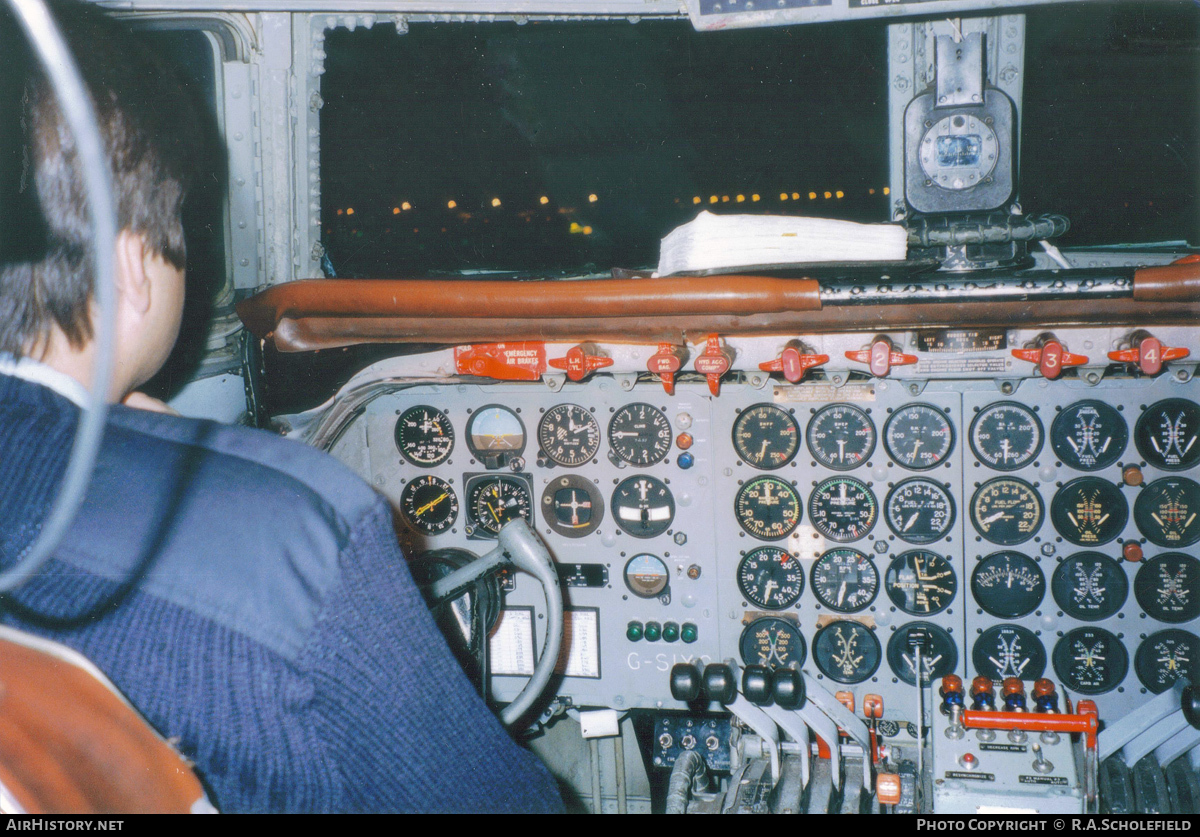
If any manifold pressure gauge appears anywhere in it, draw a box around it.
[737,546,804,610]
[970,477,1043,545]
[735,476,802,541]
[808,476,878,542]
[969,402,1043,471]
[970,551,1045,619]
[884,478,955,544]
[811,548,879,613]
[1050,477,1128,547]
[1135,399,1200,472]
[884,550,957,616]
[806,404,876,471]
[400,475,459,535]
[538,404,600,467]
[732,404,800,469]
[813,621,881,684]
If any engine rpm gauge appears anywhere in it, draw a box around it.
[611,475,675,539]
[811,548,879,613]
[735,476,802,541]
[538,404,600,467]
[737,547,804,610]
[465,405,526,469]
[1136,399,1200,472]
[400,475,459,535]
[884,551,957,615]
[1134,477,1200,548]
[813,621,881,684]
[1135,629,1197,694]
[883,404,955,470]
[608,404,672,466]
[970,477,1043,545]
[740,616,806,669]
[624,553,669,598]
[808,476,878,543]
[973,625,1047,681]
[1134,553,1200,624]
[1050,401,1127,471]
[1053,627,1128,695]
[732,404,800,470]
[1051,551,1129,621]
[970,551,1045,619]
[1050,477,1129,547]
[395,406,455,467]
[885,479,955,544]
[806,404,876,471]
[887,622,958,686]
[969,402,1043,471]
[465,474,533,537]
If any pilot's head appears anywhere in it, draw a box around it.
[0,0,204,399]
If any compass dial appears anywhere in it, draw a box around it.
[1134,553,1200,623]
[806,404,876,471]
[538,404,600,467]
[735,476,802,541]
[400,475,459,535]
[737,547,804,610]
[740,616,806,669]
[1136,399,1200,472]
[541,475,604,538]
[1053,627,1128,695]
[466,475,533,537]
[1135,629,1198,694]
[813,621,881,684]
[1051,551,1129,621]
[884,550,957,615]
[1051,401,1127,471]
[1050,477,1129,547]
[1134,477,1200,548]
[395,406,455,467]
[611,475,675,539]
[885,479,955,544]
[811,548,879,613]
[608,404,672,466]
[887,622,958,686]
[973,625,1047,681]
[884,404,955,470]
[970,551,1045,619]
[969,402,1043,471]
[732,404,800,470]
[808,476,878,543]
[970,477,1044,545]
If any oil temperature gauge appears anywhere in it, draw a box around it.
[883,404,955,470]
[884,550,957,615]
[973,625,1047,681]
[808,476,878,542]
[732,404,800,470]
[1136,629,1197,694]
[969,402,1043,471]
[1050,401,1127,471]
[885,478,955,544]
[735,476,802,541]
[811,548,879,613]
[887,622,958,686]
[970,477,1044,545]
[1134,477,1200,548]
[813,621,881,684]
[1134,553,1200,624]
[806,404,876,471]
[970,551,1045,619]
[1051,551,1128,621]
[737,547,804,610]
[740,616,806,669]
[1053,627,1128,695]
[1136,399,1200,472]
[1050,477,1128,547]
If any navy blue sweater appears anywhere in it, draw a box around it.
[0,372,563,813]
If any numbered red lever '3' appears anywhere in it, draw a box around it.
[1011,340,1088,380]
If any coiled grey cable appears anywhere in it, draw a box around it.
[0,0,117,592]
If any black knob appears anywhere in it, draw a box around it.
[772,667,806,710]
[742,665,775,706]
[703,663,738,705]
[1183,682,1200,730]
[670,663,702,702]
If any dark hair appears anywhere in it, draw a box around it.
[0,0,203,354]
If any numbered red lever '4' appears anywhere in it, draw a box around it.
[548,343,614,381]
[1011,340,1088,380]
[845,339,918,378]
[1107,336,1190,376]
[694,334,735,395]
[759,346,829,383]
[647,342,687,395]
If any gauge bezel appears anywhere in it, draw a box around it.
[882,403,956,471]
[1050,550,1129,621]
[969,476,1044,546]
[739,616,807,669]
[1053,627,1128,695]
[970,550,1045,619]
[812,621,882,684]
[810,548,879,613]
[611,474,676,539]
[731,403,801,470]
[808,475,878,543]
[624,553,669,599]
[1049,400,1128,472]
[1134,553,1200,624]
[972,624,1047,682]
[1135,629,1198,694]
[884,478,956,545]
[884,550,958,616]
[464,472,534,538]
[735,476,803,541]
[1134,476,1200,549]
[886,622,958,686]
[465,404,527,469]
[538,404,601,468]
[737,546,804,610]
[805,403,876,471]
[399,474,459,535]
[1049,476,1129,547]
[608,403,673,467]
[394,405,456,467]
[541,474,605,538]
[1135,398,1200,472]
[968,401,1043,471]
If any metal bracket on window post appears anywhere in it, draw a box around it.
[935,32,984,109]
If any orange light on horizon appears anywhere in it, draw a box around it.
[491,197,502,207]
[540,196,550,205]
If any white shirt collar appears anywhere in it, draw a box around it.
[0,353,90,409]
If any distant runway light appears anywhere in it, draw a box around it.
[693,196,702,205]
[780,193,788,201]
[808,192,817,200]
[835,191,844,199]
[791,192,799,200]
[710,195,719,204]
[751,194,760,202]
[447,200,457,209]
[402,201,412,211]
[823,191,832,199]
[883,187,890,195]
[588,193,598,203]
[346,207,355,216]
[392,207,401,215]
[736,195,745,203]
[540,196,550,205]
[492,197,502,207]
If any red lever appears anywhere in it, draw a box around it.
[845,338,917,378]
[759,345,829,383]
[647,342,687,395]
[548,343,614,382]
[862,694,883,720]
[694,334,734,396]
[1107,336,1190,376]
[453,342,547,381]
[1011,340,1087,380]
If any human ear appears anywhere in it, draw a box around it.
[114,229,152,317]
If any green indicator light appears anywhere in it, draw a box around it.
[681,623,699,644]
[662,622,681,643]
[644,621,662,642]
[626,621,644,642]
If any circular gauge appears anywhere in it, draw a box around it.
[1135,553,1200,624]
[919,113,1000,189]
[885,479,955,544]
[1135,477,1200,549]
[624,553,669,599]
[737,546,804,610]
[884,551,957,616]
[538,404,600,467]
[1053,627,1128,695]
[394,406,455,467]
[970,477,1044,545]
[887,622,958,686]
[1050,401,1127,471]
[1050,477,1129,547]
[466,405,526,469]
[811,548,879,613]
[806,404,876,471]
[466,475,533,537]
[735,476,802,541]
[740,616,806,669]
[970,551,1045,619]
[611,475,675,539]
[808,476,878,543]
[883,404,955,471]
[400,475,459,535]
[813,621,882,684]
[541,475,604,538]
[1136,399,1200,472]
[973,625,1047,681]
[1051,551,1129,621]
[1136,629,1198,694]
[608,404,672,467]
[969,402,1043,471]
[732,404,800,470]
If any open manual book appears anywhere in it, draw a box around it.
[654,210,909,277]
